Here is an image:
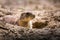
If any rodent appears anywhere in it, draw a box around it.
[17,12,35,28]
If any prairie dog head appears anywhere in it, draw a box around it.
[20,12,35,21]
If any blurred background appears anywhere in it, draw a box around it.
[0,0,60,10]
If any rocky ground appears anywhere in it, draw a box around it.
[0,0,60,40]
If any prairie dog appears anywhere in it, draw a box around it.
[17,12,35,29]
